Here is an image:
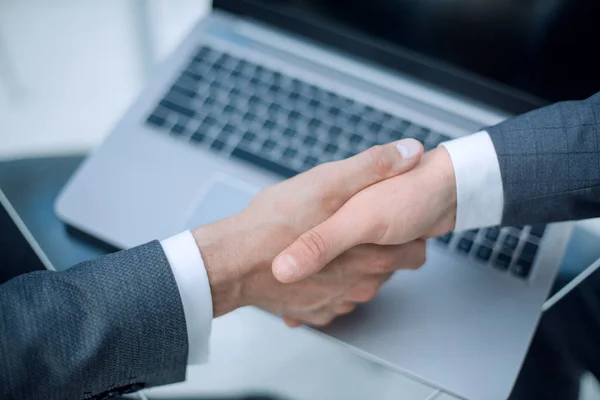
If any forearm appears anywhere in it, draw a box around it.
[487,91,600,226]
[0,241,188,400]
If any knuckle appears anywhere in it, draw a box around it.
[365,146,394,179]
[298,229,328,264]
[315,315,335,327]
[372,250,397,273]
[337,303,356,315]
[412,252,426,270]
[408,242,427,270]
[306,313,331,327]
[352,281,381,302]
[368,218,390,244]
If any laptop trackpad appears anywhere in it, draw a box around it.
[185,175,260,229]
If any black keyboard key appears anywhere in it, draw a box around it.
[465,229,479,237]
[520,242,539,262]
[171,84,197,98]
[381,127,403,141]
[194,46,212,60]
[308,98,321,109]
[369,121,383,132]
[504,235,519,249]
[425,132,443,146]
[204,96,217,107]
[254,65,266,77]
[530,225,546,238]
[230,67,243,79]
[272,72,284,84]
[268,83,281,94]
[242,131,256,143]
[159,98,195,118]
[242,112,258,123]
[262,140,277,151]
[476,246,493,262]
[268,103,283,114]
[325,144,338,154]
[248,94,260,103]
[283,128,296,138]
[222,123,236,134]
[190,132,206,143]
[182,70,203,81]
[303,136,317,147]
[349,114,362,124]
[283,148,298,159]
[328,126,342,138]
[423,141,437,151]
[229,87,242,97]
[438,134,452,143]
[485,227,500,241]
[249,75,261,85]
[437,232,453,245]
[457,238,473,254]
[171,123,186,135]
[308,118,322,130]
[494,253,511,270]
[512,259,533,278]
[303,156,318,169]
[329,106,342,117]
[203,115,218,126]
[211,140,226,151]
[223,104,237,115]
[231,147,299,178]
[391,119,411,133]
[349,134,363,145]
[288,110,302,121]
[412,127,430,142]
[263,120,276,131]
[147,112,166,127]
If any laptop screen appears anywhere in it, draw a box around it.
[0,191,49,283]
[216,0,600,112]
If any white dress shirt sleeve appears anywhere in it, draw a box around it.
[160,231,213,365]
[440,131,504,231]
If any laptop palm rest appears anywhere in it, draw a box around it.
[185,175,259,229]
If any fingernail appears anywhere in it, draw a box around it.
[274,254,298,281]
[396,139,421,159]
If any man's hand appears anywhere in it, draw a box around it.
[192,139,424,326]
[273,147,457,283]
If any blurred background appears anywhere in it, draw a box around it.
[1,1,599,399]
[0,0,206,159]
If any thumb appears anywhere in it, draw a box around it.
[272,210,363,283]
[319,138,423,199]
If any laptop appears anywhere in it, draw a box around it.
[0,189,54,279]
[54,1,579,399]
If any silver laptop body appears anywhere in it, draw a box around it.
[55,5,572,400]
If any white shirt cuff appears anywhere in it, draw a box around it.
[160,231,212,365]
[440,131,504,231]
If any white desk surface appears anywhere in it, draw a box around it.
[1,2,598,400]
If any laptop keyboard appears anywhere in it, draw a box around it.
[144,44,544,280]
[436,225,545,280]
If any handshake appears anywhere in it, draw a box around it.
[192,139,458,327]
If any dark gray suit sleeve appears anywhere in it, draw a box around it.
[487,91,600,227]
[0,241,189,400]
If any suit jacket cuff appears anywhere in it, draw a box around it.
[440,131,504,231]
[161,231,213,365]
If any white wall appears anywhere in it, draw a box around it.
[0,0,208,159]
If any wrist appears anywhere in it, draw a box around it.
[421,147,457,235]
[192,217,252,317]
